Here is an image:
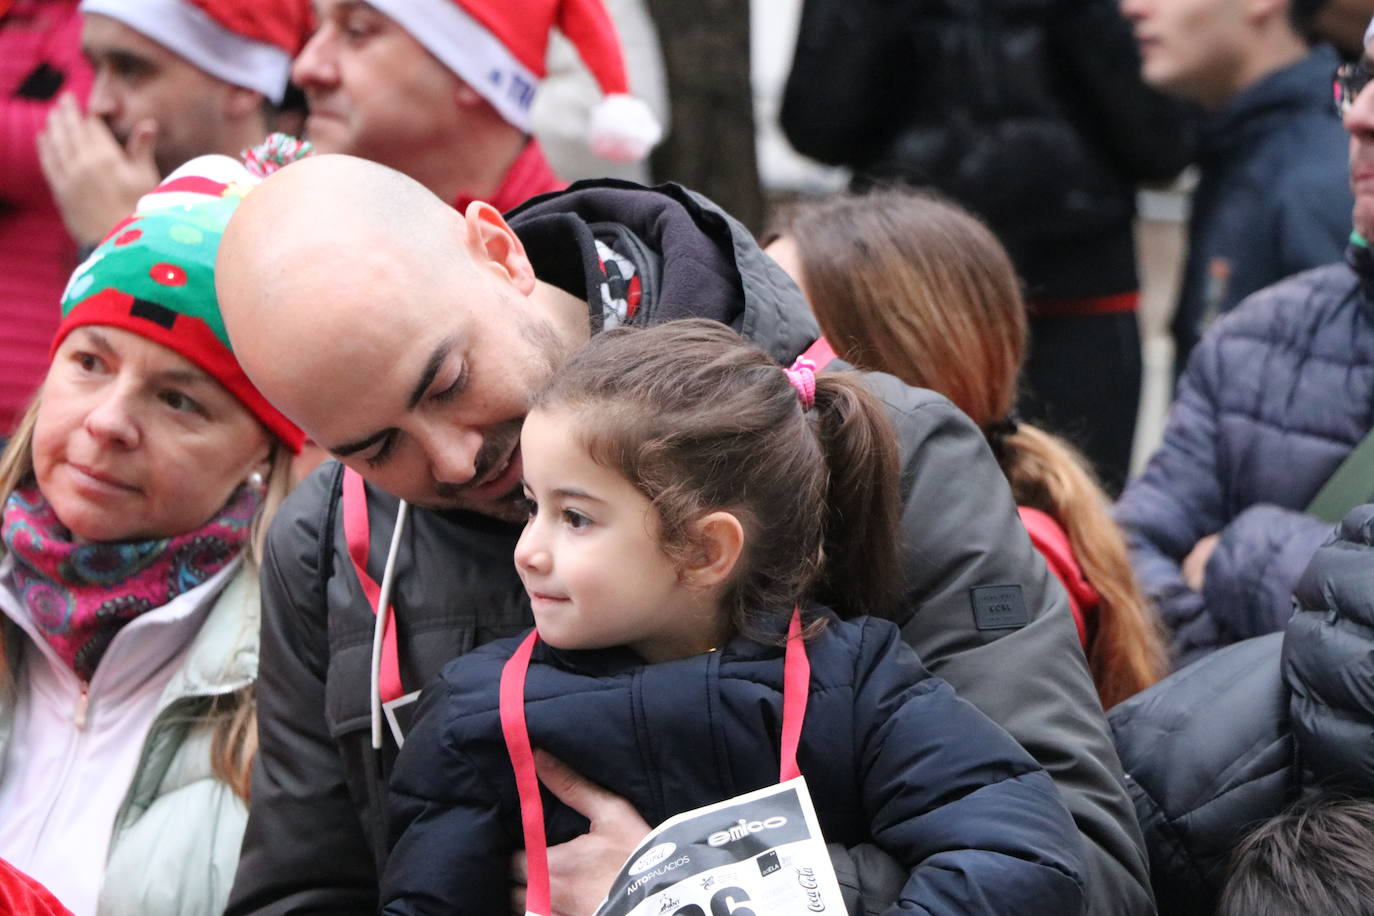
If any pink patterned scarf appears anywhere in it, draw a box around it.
[2,485,257,680]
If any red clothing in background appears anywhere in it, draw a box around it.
[451,139,565,214]
[0,858,73,916]
[0,0,91,435]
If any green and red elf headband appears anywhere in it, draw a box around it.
[52,144,308,452]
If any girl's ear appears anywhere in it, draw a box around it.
[682,511,744,589]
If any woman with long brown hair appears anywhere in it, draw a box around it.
[0,157,302,916]
[765,189,1166,709]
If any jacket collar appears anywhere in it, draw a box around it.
[0,553,257,704]
[1200,44,1341,163]
[157,564,258,704]
[506,179,820,365]
[1345,237,1374,304]
[532,605,834,676]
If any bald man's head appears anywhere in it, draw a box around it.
[216,154,583,516]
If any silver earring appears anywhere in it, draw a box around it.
[248,471,265,489]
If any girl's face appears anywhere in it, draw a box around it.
[32,326,272,542]
[514,407,722,663]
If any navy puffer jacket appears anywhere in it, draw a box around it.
[1115,244,1374,667]
[381,615,1086,916]
[1109,504,1374,915]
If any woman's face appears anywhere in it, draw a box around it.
[33,326,272,542]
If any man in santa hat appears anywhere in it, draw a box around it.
[36,0,312,250]
[291,0,661,212]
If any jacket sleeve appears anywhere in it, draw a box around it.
[1285,505,1374,790]
[1202,504,1333,642]
[225,466,381,915]
[778,0,905,166]
[1109,633,1293,916]
[379,675,512,916]
[1045,0,1196,183]
[1114,331,1231,664]
[876,381,1152,916]
[853,620,1085,916]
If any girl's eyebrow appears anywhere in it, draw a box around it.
[552,487,605,504]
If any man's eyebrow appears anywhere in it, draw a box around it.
[106,50,154,72]
[407,336,457,410]
[329,429,392,457]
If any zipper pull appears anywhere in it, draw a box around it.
[74,683,89,730]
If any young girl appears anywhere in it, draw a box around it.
[380,320,1085,915]
[766,190,1167,709]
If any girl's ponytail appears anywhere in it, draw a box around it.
[998,423,1168,708]
[811,374,901,621]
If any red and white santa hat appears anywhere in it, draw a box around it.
[78,0,312,104]
[367,0,663,162]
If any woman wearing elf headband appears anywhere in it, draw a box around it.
[0,158,304,916]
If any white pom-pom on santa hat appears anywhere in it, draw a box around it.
[589,93,664,163]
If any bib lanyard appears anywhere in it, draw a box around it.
[499,608,812,916]
[342,467,409,749]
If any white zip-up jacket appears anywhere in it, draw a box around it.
[0,555,258,916]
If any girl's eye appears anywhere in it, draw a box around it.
[562,509,591,530]
[520,496,538,520]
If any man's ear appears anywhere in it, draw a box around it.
[682,511,745,589]
[462,201,537,294]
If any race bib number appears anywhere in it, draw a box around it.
[594,777,844,916]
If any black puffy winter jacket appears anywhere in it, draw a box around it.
[781,0,1195,299]
[1110,505,1374,915]
[382,614,1086,916]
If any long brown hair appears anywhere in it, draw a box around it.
[534,319,902,637]
[769,189,1166,708]
[0,390,292,800]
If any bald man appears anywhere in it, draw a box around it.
[218,155,1154,915]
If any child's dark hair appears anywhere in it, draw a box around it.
[1217,794,1374,916]
[532,319,901,635]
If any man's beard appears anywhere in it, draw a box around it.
[416,308,574,523]
[419,418,525,521]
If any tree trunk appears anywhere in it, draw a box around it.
[643,0,764,234]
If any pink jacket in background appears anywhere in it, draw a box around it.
[0,0,91,435]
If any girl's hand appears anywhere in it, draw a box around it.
[509,751,650,916]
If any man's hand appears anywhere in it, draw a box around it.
[37,93,160,247]
[1182,533,1221,592]
[510,751,650,916]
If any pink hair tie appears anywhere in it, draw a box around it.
[785,356,818,411]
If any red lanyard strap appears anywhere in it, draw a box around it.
[498,609,811,915]
[501,630,550,916]
[799,335,837,372]
[342,467,404,703]
[779,609,808,782]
